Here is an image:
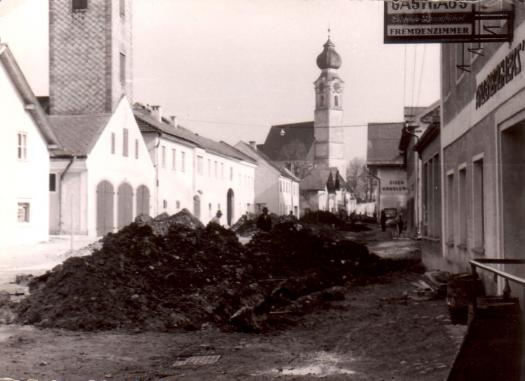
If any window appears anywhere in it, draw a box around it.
[214,161,218,178]
[120,53,126,88]
[473,158,484,250]
[111,132,116,154]
[209,203,212,217]
[208,159,211,176]
[17,132,27,160]
[334,95,339,107]
[72,0,87,11]
[197,156,204,175]
[319,95,325,107]
[172,149,176,170]
[122,128,129,157]
[134,139,139,159]
[119,0,125,16]
[49,174,57,192]
[230,167,233,181]
[221,163,224,180]
[17,202,30,223]
[446,172,455,244]
[161,146,166,168]
[176,201,180,209]
[163,200,167,209]
[458,167,467,247]
[181,151,186,172]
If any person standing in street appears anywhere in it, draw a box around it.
[256,207,272,232]
[210,210,222,225]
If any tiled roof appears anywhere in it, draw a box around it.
[48,114,112,156]
[0,44,60,149]
[259,121,315,162]
[235,141,300,181]
[367,122,405,166]
[134,105,256,164]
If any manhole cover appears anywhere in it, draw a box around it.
[172,354,221,367]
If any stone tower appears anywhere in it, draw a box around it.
[313,37,346,176]
[49,0,133,115]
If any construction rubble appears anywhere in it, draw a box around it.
[15,211,414,333]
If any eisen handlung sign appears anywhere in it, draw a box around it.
[476,40,525,109]
[384,0,513,44]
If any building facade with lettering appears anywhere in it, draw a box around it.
[441,4,525,295]
[367,122,408,216]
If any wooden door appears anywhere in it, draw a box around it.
[96,181,114,236]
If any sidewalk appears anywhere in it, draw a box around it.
[0,235,98,293]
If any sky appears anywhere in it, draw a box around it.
[0,0,441,160]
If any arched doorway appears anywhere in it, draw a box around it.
[193,195,201,220]
[96,180,114,236]
[227,188,234,226]
[136,185,150,216]
[117,182,133,229]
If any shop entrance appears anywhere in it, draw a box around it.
[500,121,525,300]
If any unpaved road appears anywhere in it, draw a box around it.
[0,271,464,381]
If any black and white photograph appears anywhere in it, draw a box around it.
[0,0,523,379]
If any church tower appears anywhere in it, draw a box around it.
[313,36,346,176]
[49,0,133,115]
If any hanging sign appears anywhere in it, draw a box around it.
[384,0,513,44]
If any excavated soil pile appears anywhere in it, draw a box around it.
[16,221,404,332]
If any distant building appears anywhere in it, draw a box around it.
[235,141,300,216]
[367,122,408,215]
[0,44,60,247]
[399,103,440,237]
[259,36,350,215]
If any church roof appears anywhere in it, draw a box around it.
[259,121,315,162]
[367,122,405,167]
[316,38,342,70]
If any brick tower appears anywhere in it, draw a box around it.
[313,36,346,176]
[49,0,133,115]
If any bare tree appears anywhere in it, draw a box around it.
[346,157,370,202]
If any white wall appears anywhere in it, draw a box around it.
[83,99,155,236]
[0,62,50,247]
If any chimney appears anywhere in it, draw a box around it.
[249,141,257,150]
[170,115,178,127]
[150,105,162,121]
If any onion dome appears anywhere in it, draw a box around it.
[316,38,342,70]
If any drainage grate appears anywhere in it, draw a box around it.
[172,354,221,367]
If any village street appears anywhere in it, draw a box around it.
[0,224,466,381]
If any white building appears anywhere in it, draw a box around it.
[0,44,60,247]
[135,104,257,226]
[235,141,300,216]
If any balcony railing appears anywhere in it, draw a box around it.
[470,258,525,298]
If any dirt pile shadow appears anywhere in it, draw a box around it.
[16,218,416,333]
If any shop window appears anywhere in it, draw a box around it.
[458,167,467,247]
[473,158,485,251]
[49,174,57,192]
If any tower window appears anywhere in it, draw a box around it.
[334,95,339,107]
[119,0,125,16]
[72,0,88,11]
[120,53,126,88]
[320,95,325,107]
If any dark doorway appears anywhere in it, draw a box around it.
[193,195,201,220]
[136,185,150,216]
[117,182,133,229]
[96,180,114,236]
[227,188,234,226]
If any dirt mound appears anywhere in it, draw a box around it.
[16,221,407,333]
[136,209,204,235]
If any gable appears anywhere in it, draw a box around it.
[367,122,405,166]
